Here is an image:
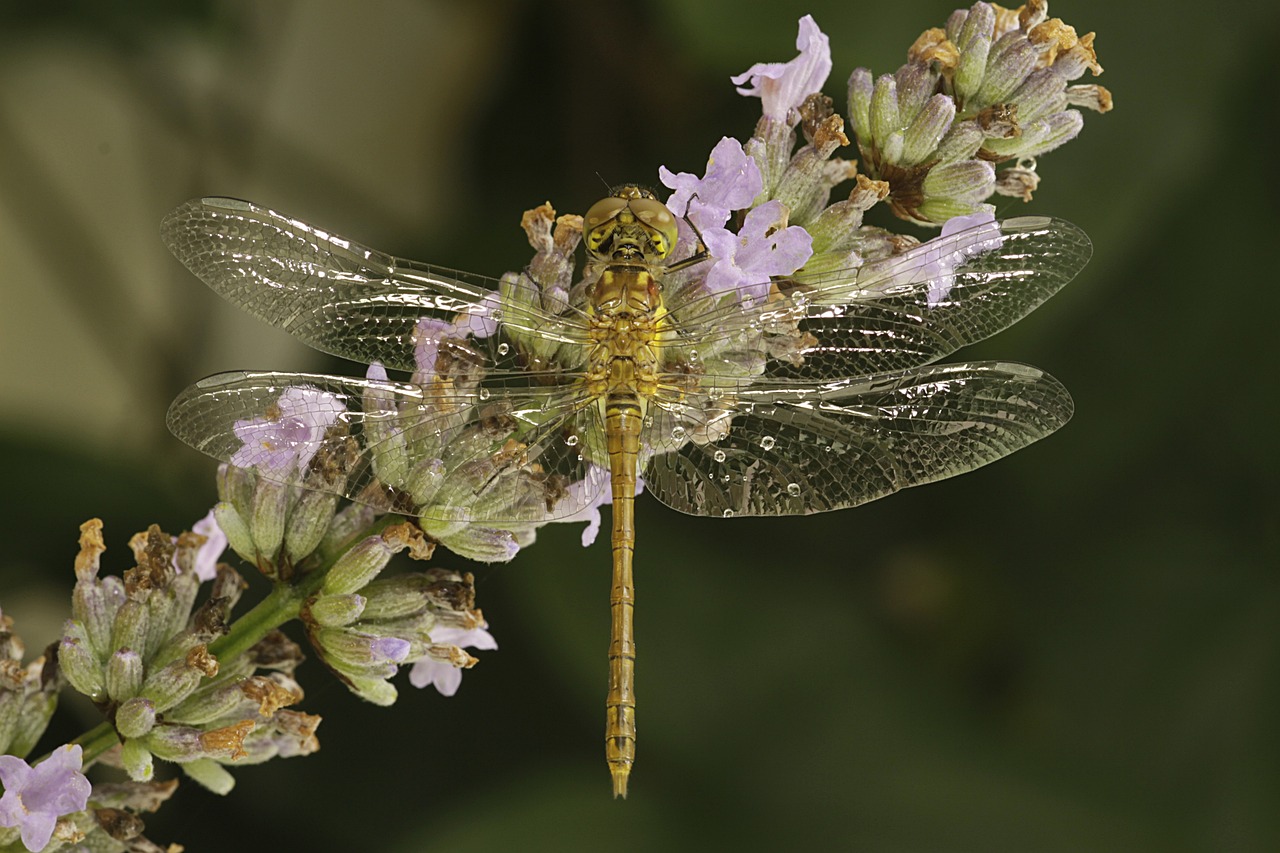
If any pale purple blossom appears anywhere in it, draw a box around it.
[413,317,455,380]
[189,509,226,581]
[730,15,832,120]
[0,744,91,852]
[658,137,763,233]
[553,464,645,547]
[230,386,346,473]
[863,211,1003,306]
[701,200,814,302]
[452,292,501,339]
[408,624,498,697]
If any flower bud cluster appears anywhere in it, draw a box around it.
[0,612,60,761]
[304,522,492,705]
[848,0,1111,223]
[214,458,342,580]
[59,519,316,795]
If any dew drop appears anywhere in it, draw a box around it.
[759,435,776,451]
[497,342,510,356]
[713,450,726,463]
[688,349,700,362]
[565,434,579,446]
[643,415,654,427]
[786,483,801,497]
[491,309,504,322]
[478,387,491,401]
[671,425,686,441]
[722,508,735,518]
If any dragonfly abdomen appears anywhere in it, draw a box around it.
[604,392,642,798]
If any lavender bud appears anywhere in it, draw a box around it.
[121,737,154,781]
[249,480,289,561]
[140,646,217,713]
[900,94,956,166]
[213,502,257,565]
[307,593,367,628]
[322,536,394,595]
[285,489,339,564]
[181,758,236,795]
[115,697,157,739]
[59,624,106,701]
[109,600,151,663]
[105,649,143,701]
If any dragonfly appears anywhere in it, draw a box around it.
[162,188,1090,797]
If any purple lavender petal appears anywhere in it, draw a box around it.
[452,292,501,339]
[659,137,762,233]
[190,509,227,581]
[413,317,455,379]
[230,386,346,474]
[0,745,91,851]
[863,211,1003,307]
[700,201,814,302]
[730,15,832,119]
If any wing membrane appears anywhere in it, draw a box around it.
[161,197,592,373]
[659,216,1090,380]
[167,370,606,524]
[643,361,1072,517]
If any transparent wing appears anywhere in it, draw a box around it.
[642,361,1072,517]
[167,370,607,525]
[659,216,1090,379]
[161,197,592,373]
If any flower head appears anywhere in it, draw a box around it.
[0,744,91,852]
[731,14,832,120]
[230,386,345,474]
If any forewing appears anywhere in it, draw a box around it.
[167,370,607,525]
[161,197,591,372]
[660,216,1090,379]
[643,362,1072,517]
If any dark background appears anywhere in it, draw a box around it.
[1,1,1276,850]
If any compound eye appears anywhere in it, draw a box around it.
[628,197,679,258]
[583,197,629,231]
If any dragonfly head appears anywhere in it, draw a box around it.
[583,185,678,264]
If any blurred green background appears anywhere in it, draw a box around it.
[1,0,1276,850]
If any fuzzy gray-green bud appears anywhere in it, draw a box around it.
[59,623,106,702]
[323,537,394,595]
[71,575,122,658]
[308,593,366,628]
[121,737,154,781]
[213,501,257,565]
[110,600,151,664]
[182,758,237,795]
[140,646,217,713]
[285,489,339,564]
[115,697,157,739]
[105,649,144,701]
[250,480,289,561]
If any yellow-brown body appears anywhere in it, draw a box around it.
[581,187,682,798]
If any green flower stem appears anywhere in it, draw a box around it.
[72,513,404,766]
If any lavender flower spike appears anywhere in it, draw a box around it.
[230,386,345,474]
[702,200,814,303]
[731,14,832,120]
[659,137,762,233]
[0,744,92,852]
